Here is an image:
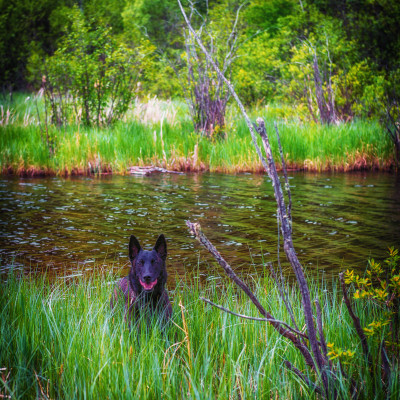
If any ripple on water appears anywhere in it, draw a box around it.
[0,173,399,279]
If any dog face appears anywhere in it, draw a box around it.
[128,234,167,294]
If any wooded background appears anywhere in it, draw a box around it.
[1,0,399,120]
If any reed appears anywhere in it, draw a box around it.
[1,268,398,399]
[0,95,395,175]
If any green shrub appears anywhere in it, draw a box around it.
[42,6,143,127]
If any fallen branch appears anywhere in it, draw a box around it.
[128,166,184,176]
[201,296,311,340]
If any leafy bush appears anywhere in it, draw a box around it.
[332,248,400,396]
[42,6,143,127]
[344,247,400,352]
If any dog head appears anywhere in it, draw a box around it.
[128,234,167,294]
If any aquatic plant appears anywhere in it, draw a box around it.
[0,108,393,175]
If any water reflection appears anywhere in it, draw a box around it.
[0,172,399,279]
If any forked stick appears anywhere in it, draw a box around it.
[186,220,316,369]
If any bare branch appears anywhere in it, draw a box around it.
[254,119,327,385]
[178,0,269,169]
[325,36,337,124]
[274,122,292,229]
[186,220,316,369]
[268,261,300,334]
[283,360,323,396]
[201,296,312,340]
[271,131,302,341]
[186,220,268,315]
[218,2,245,89]
[310,49,337,125]
[182,0,240,137]
[380,340,391,386]
[312,53,329,124]
[315,298,330,367]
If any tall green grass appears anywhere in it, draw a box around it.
[0,95,395,174]
[1,269,398,399]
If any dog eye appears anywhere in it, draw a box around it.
[151,259,155,264]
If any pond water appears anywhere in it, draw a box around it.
[0,172,399,280]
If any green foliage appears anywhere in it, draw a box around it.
[1,268,399,398]
[0,96,394,174]
[344,247,400,352]
[234,32,280,105]
[308,0,400,71]
[231,0,399,120]
[122,0,182,48]
[0,0,73,89]
[83,0,127,34]
[120,0,185,98]
[235,1,391,121]
[327,248,400,397]
[243,0,297,35]
[2,0,400,120]
[326,342,355,363]
[135,49,182,99]
[42,6,142,127]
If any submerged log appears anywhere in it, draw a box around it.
[128,166,184,176]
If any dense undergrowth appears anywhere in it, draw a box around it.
[1,267,399,399]
[0,95,394,175]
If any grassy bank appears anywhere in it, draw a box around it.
[1,269,398,399]
[0,95,395,175]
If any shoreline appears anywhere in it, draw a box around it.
[1,114,396,177]
[1,159,396,177]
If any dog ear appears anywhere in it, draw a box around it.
[154,234,167,261]
[129,235,141,260]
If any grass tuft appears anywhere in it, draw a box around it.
[1,269,398,398]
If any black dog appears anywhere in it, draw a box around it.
[111,234,172,324]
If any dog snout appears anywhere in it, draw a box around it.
[143,274,152,283]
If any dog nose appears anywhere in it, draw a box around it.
[143,275,152,283]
